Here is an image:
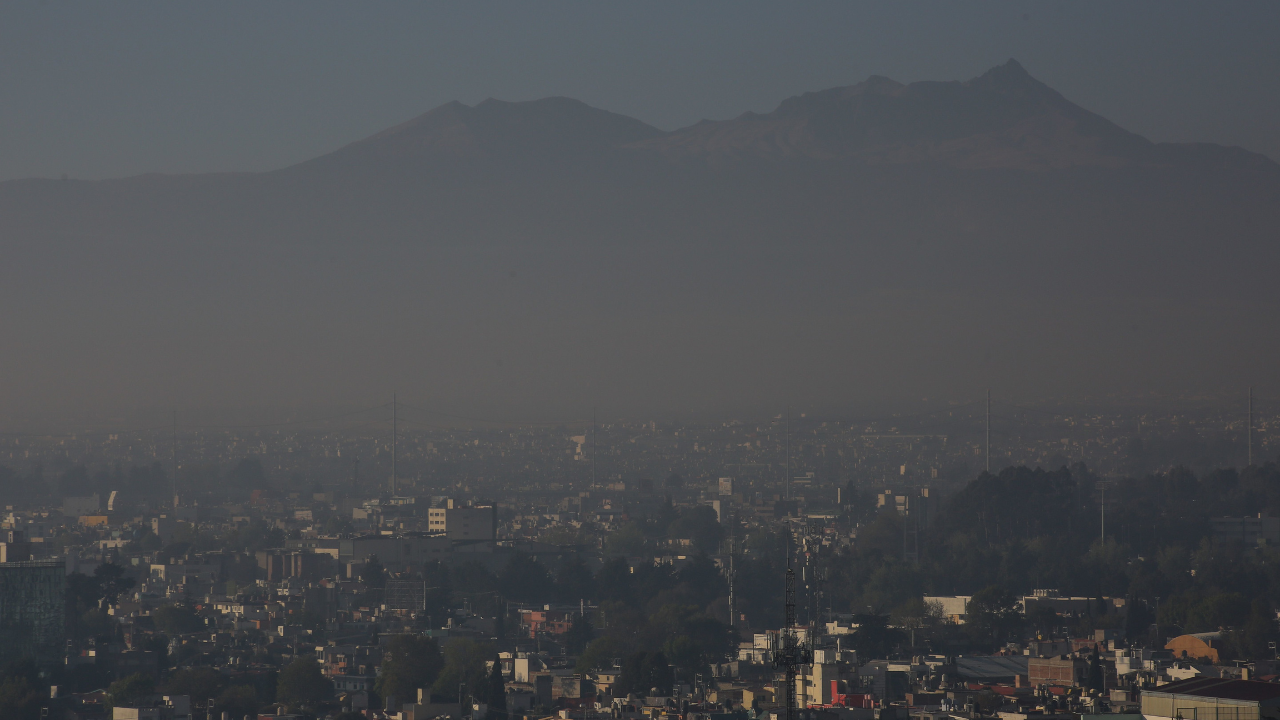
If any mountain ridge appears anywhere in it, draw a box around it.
[0,61,1277,415]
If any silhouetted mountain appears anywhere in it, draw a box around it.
[1,61,1277,417]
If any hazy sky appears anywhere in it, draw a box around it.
[1,1,1278,181]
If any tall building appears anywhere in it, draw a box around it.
[427,499,496,541]
[0,558,66,666]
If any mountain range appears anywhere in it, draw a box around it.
[2,60,1277,420]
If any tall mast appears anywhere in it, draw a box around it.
[1248,387,1254,467]
[785,409,792,501]
[727,513,735,629]
[985,390,991,473]
[592,408,597,489]
[171,410,178,506]
[391,393,397,495]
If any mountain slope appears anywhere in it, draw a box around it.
[0,61,1277,418]
[631,60,1268,170]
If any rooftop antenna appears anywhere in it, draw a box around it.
[1100,481,1106,546]
[391,393,397,495]
[171,410,178,506]
[727,511,736,629]
[773,531,809,720]
[985,390,991,473]
[786,408,792,502]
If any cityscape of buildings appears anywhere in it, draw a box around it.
[0,398,1277,719]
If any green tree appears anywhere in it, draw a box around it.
[106,673,156,710]
[667,506,723,554]
[216,685,260,718]
[152,602,203,635]
[376,634,444,703]
[604,523,648,556]
[967,585,1022,647]
[615,651,670,697]
[0,675,41,720]
[576,636,627,673]
[163,666,224,701]
[0,660,42,720]
[432,639,492,702]
[275,658,330,710]
[497,555,554,603]
[484,654,507,716]
[565,612,595,655]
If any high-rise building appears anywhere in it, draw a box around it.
[0,557,66,666]
[427,499,496,541]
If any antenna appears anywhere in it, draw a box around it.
[727,511,736,629]
[985,390,991,473]
[171,410,178,506]
[785,409,792,502]
[1248,387,1254,467]
[1100,481,1106,546]
[772,531,809,720]
[391,393,397,495]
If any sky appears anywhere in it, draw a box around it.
[1,1,1278,181]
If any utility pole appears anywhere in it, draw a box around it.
[391,393,397,495]
[985,390,991,473]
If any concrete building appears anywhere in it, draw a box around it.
[1027,656,1088,688]
[923,595,971,624]
[1210,515,1280,547]
[428,500,497,541]
[338,533,451,568]
[0,559,66,667]
[0,530,32,563]
[1141,677,1280,720]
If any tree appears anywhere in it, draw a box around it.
[555,558,595,604]
[432,638,493,702]
[106,673,156,710]
[1087,646,1104,693]
[565,612,595,655]
[667,506,723,555]
[93,563,136,603]
[216,685,260,718]
[615,651,670,697]
[0,660,42,720]
[0,676,41,720]
[362,555,387,590]
[376,634,444,703]
[604,523,648,557]
[967,585,1022,647]
[485,654,507,717]
[152,602,203,635]
[275,658,330,709]
[163,666,224,701]
[497,554,554,603]
[576,636,627,674]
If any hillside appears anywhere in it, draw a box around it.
[1,61,1277,418]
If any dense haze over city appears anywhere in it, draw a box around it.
[3,4,1280,720]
